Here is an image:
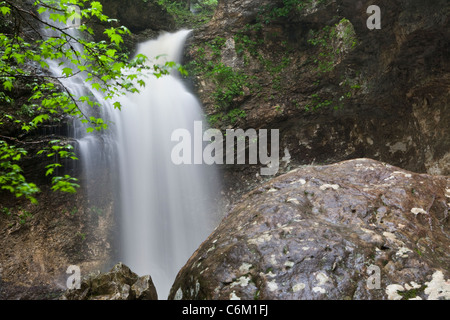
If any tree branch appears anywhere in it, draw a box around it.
[0,134,74,145]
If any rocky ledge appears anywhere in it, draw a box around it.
[61,263,157,300]
[169,159,450,300]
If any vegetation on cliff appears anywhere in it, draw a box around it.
[1,0,448,301]
[156,0,218,28]
[0,0,186,207]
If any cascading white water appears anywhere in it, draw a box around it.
[42,12,219,299]
[111,30,219,299]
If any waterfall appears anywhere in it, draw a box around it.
[112,30,220,299]
[42,9,219,299]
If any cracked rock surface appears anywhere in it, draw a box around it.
[169,159,449,300]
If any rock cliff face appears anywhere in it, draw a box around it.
[0,175,117,299]
[169,159,450,300]
[1,0,448,300]
[185,0,449,187]
[91,0,176,47]
[100,0,175,34]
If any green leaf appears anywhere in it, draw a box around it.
[51,175,80,193]
[178,66,189,77]
[32,114,50,125]
[91,82,101,91]
[21,124,32,132]
[62,67,73,77]
[3,80,13,91]
[0,6,11,15]
[49,12,65,23]
[37,7,47,15]
[106,49,117,57]
[91,1,103,11]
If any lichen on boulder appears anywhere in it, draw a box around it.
[169,159,450,300]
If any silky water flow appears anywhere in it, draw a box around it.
[47,26,219,298]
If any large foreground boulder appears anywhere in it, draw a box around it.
[169,159,449,300]
[61,263,158,300]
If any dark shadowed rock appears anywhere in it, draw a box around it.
[61,263,158,300]
[100,0,175,33]
[187,0,450,182]
[169,159,449,300]
[89,0,176,48]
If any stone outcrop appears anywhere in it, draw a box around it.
[99,0,175,34]
[92,0,176,48]
[186,0,450,182]
[0,181,116,300]
[61,263,158,300]
[169,159,450,300]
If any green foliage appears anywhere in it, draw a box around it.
[36,140,80,193]
[76,231,86,241]
[0,0,185,204]
[210,63,249,111]
[157,0,218,28]
[233,24,294,106]
[339,18,358,49]
[207,108,247,126]
[188,12,295,124]
[396,285,427,300]
[258,0,328,24]
[17,209,33,225]
[234,33,261,56]
[50,175,80,193]
[0,205,34,225]
[1,1,139,126]
[188,37,250,113]
[261,0,308,22]
[234,29,264,67]
[0,140,40,203]
[307,25,336,73]
[304,18,359,112]
[308,18,358,74]
[304,76,362,112]
[304,93,333,111]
